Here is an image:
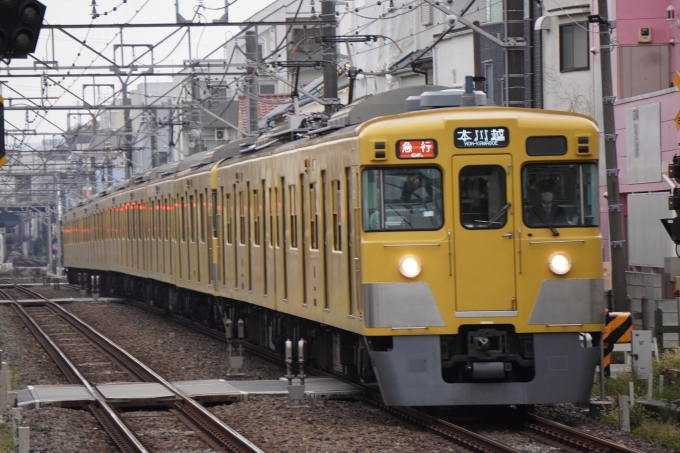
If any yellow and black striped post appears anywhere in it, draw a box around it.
[603,311,633,376]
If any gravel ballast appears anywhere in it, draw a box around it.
[0,294,676,452]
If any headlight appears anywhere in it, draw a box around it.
[548,252,572,275]
[398,255,422,278]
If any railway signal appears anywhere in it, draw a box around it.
[0,0,47,60]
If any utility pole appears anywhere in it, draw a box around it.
[245,29,259,135]
[321,0,337,116]
[597,0,628,312]
[122,81,133,179]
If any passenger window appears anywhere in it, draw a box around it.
[459,165,507,230]
[289,185,298,248]
[332,180,342,250]
[200,192,206,243]
[362,167,444,231]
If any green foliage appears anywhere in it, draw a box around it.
[9,366,19,391]
[633,420,680,450]
[0,423,14,453]
[593,347,680,449]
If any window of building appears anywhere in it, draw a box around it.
[484,63,494,100]
[486,0,503,23]
[560,23,589,72]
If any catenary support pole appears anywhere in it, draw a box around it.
[245,30,259,135]
[321,0,338,116]
[598,0,628,312]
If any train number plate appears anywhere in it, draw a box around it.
[454,127,509,148]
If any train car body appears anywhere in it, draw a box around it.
[64,87,605,406]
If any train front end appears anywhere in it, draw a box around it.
[357,92,604,406]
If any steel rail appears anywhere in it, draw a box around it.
[16,285,263,453]
[524,414,644,453]
[360,393,521,453]
[114,297,524,453]
[0,287,148,453]
[114,296,649,453]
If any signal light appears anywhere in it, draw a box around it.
[0,0,46,60]
[669,155,680,184]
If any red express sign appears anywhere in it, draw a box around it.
[397,139,437,159]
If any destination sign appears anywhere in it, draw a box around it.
[397,139,437,159]
[454,127,509,148]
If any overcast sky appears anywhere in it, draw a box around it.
[2,0,277,138]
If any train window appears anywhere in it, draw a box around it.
[362,167,444,231]
[239,191,246,245]
[522,163,599,228]
[332,180,342,251]
[275,187,280,248]
[213,189,219,239]
[459,165,507,230]
[200,192,206,243]
[181,197,187,242]
[226,193,233,244]
[290,185,298,248]
[253,189,260,246]
[157,200,162,241]
[190,194,196,242]
[310,183,318,250]
[269,187,274,248]
[151,201,156,239]
[137,203,142,240]
[165,199,170,241]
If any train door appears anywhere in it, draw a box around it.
[452,154,516,313]
[347,167,360,316]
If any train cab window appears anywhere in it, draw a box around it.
[362,167,443,231]
[459,165,507,230]
[522,163,599,228]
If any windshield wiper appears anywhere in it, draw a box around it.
[530,204,559,236]
[474,203,511,226]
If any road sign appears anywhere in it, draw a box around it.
[676,109,680,130]
[675,71,680,91]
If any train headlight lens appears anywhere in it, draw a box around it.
[548,252,572,275]
[398,255,422,278]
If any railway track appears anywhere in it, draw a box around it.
[90,293,641,453]
[3,284,263,453]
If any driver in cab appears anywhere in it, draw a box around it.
[527,178,568,225]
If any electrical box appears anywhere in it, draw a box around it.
[638,26,652,43]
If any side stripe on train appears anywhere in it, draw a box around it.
[603,311,633,377]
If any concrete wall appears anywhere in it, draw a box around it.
[433,31,473,87]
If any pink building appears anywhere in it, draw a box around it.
[593,0,680,276]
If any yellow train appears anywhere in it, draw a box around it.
[63,86,605,406]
